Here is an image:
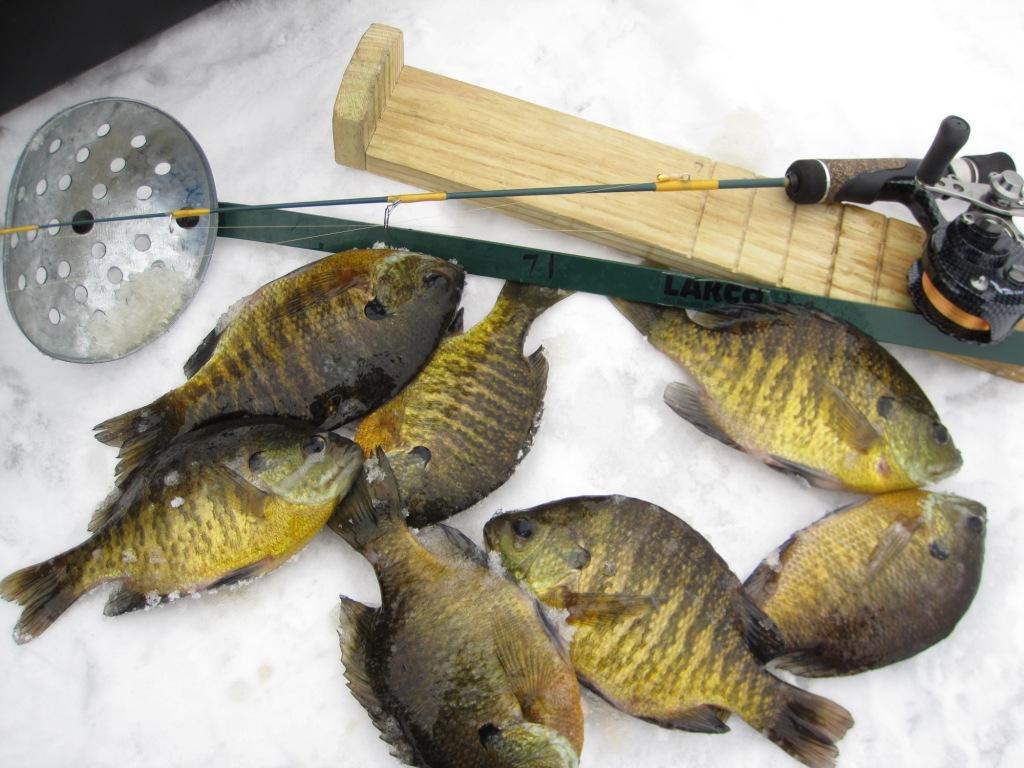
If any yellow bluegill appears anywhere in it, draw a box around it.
[1,420,362,643]
[745,490,986,676]
[612,300,961,493]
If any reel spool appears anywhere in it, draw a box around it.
[785,116,1024,345]
[2,98,217,362]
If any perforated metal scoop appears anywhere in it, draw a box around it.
[2,98,217,362]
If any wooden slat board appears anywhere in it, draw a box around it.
[332,23,1022,381]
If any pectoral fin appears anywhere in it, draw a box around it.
[864,518,919,581]
[822,383,881,453]
[542,586,659,625]
[663,382,739,449]
[764,454,843,490]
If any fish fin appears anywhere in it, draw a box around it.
[609,297,660,335]
[273,265,365,323]
[0,554,86,643]
[418,524,489,568]
[103,584,152,616]
[183,327,220,379]
[527,345,550,387]
[328,449,405,550]
[864,519,917,581]
[736,591,786,663]
[498,281,571,315]
[95,399,180,485]
[212,464,271,518]
[771,650,840,678]
[663,382,739,449]
[87,486,126,533]
[445,306,465,337]
[683,307,750,330]
[543,586,659,625]
[742,534,797,606]
[207,559,274,590]
[763,679,854,768]
[822,383,881,453]
[764,454,843,490]
[646,704,731,734]
[337,596,416,765]
[492,610,559,720]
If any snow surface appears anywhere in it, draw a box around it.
[1,1,1023,766]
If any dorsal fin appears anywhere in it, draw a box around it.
[338,596,417,765]
[183,328,221,379]
[87,486,128,533]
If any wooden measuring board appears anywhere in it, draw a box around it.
[332,23,1021,381]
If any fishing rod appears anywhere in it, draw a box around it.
[1,99,1021,366]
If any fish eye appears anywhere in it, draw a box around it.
[932,423,950,445]
[364,298,387,319]
[566,547,591,570]
[966,515,984,533]
[930,541,950,560]
[409,445,431,465]
[478,723,501,746]
[423,272,449,289]
[303,435,327,456]
[248,452,268,473]
[876,396,894,419]
[512,517,535,539]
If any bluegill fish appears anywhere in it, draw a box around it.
[95,248,463,483]
[1,420,362,643]
[745,490,986,676]
[612,300,961,493]
[335,451,583,768]
[347,281,567,526]
[485,495,854,768]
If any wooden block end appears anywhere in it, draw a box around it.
[333,23,405,169]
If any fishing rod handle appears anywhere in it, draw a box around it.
[785,157,917,205]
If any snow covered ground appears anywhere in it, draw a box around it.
[1,1,1023,766]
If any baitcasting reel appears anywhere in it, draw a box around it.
[785,116,1024,344]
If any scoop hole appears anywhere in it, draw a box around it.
[130,134,147,149]
[110,157,126,173]
[17,274,26,290]
[134,234,151,252]
[91,242,106,259]
[26,229,37,242]
[176,216,199,229]
[58,174,72,191]
[154,161,171,176]
[136,185,153,201]
[76,147,90,163]
[46,219,60,236]
[35,179,47,196]
[92,184,107,200]
[57,261,71,279]
[75,285,88,303]
[72,210,95,235]
[107,266,123,284]
[35,266,47,285]
[48,308,60,325]
[9,233,19,249]
[48,138,61,154]
[97,123,110,137]
[16,186,25,201]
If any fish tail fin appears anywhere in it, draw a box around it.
[759,679,854,768]
[498,280,571,315]
[328,448,406,551]
[94,396,180,483]
[609,297,661,335]
[0,551,87,644]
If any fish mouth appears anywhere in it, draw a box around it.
[482,518,502,551]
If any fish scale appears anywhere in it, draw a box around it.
[348,281,567,527]
[612,299,962,492]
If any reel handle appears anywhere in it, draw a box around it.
[917,116,970,184]
[785,157,916,205]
